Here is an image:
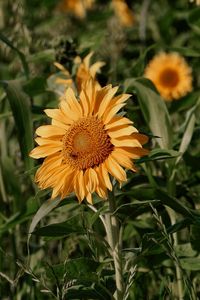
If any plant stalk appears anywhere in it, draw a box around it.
[104,191,124,300]
[167,170,184,300]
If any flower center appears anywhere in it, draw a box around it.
[62,116,114,170]
[159,68,179,88]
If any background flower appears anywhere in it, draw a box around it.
[144,52,193,101]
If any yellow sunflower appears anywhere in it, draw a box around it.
[144,52,192,101]
[54,52,104,92]
[112,0,134,27]
[189,0,200,5]
[30,80,148,204]
[58,0,94,18]
[54,62,73,88]
[76,52,105,91]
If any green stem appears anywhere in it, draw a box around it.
[167,167,184,300]
[104,191,124,300]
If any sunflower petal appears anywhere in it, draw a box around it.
[105,156,127,183]
[36,125,66,137]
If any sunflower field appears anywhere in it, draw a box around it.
[0,0,200,299]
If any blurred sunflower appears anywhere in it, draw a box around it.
[189,0,200,5]
[30,80,148,203]
[144,52,192,101]
[54,62,73,87]
[54,52,105,92]
[112,0,134,27]
[76,52,105,91]
[58,0,94,18]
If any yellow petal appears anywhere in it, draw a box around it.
[97,86,119,119]
[35,137,62,146]
[94,85,112,114]
[74,170,85,202]
[35,154,62,182]
[30,144,62,158]
[105,116,133,130]
[111,136,142,148]
[61,169,77,199]
[85,168,98,193]
[65,87,83,117]
[131,133,149,145]
[51,166,73,199]
[36,125,66,137]
[89,61,105,76]
[111,150,136,171]
[99,163,112,191]
[83,79,97,114]
[79,90,90,116]
[86,192,93,204]
[120,146,149,158]
[54,62,70,75]
[51,119,70,130]
[83,52,94,68]
[111,93,131,106]
[108,126,137,138]
[60,100,80,122]
[44,109,70,127]
[103,103,126,124]
[105,156,127,183]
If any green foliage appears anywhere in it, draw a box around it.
[0,0,200,299]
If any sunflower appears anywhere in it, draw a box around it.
[189,0,200,5]
[112,0,134,27]
[30,80,148,204]
[58,0,94,18]
[144,52,192,101]
[54,62,73,88]
[54,52,104,92]
[76,52,105,91]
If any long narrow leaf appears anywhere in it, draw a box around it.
[2,80,34,170]
[126,78,172,149]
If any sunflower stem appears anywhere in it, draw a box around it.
[167,171,184,300]
[104,190,124,300]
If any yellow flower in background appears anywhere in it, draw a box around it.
[54,62,73,87]
[30,80,148,204]
[54,52,104,92]
[58,0,94,18]
[112,0,134,27]
[144,52,192,101]
[189,0,200,5]
[76,52,105,91]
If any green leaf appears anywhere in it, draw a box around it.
[64,258,100,280]
[155,189,194,219]
[131,44,157,76]
[27,197,63,248]
[170,91,199,112]
[1,156,22,212]
[33,215,85,237]
[180,257,200,271]
[136,148,180,164]
[176,100,200,164]
[0,33,29,78]
[177,114,195,161]
[28,49,55,64]
[190,225,200,252]
[175,243,197,257]
[2,80,34,170]
[166,46,200,57]
[126,78,172,149]
[0,197,39,234]
[188,7,200,35]
[23,77,47,97]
